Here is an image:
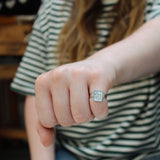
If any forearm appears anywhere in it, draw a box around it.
[91,17,160,85]
[24,96,55,160]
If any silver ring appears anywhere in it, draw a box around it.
[90,90,107,102]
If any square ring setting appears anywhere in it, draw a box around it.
[93,90,104,102]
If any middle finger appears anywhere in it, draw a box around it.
[70,78,94,123]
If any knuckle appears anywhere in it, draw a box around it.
[73,113,88,124]
[58,116,75,127]
[91,102,108,119]
[96,111,108,119]
[52,66,68,81]
[38,111,57,129]
[71,66,88,79]
[40,119,56,128]
[89,69,102,80]
[60,121,73,127]
[35,73,47,90]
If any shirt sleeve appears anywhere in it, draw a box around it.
[11,13,47,96]
[11,0,72,96]
[145,0,160,21]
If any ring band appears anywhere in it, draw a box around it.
[91,90,107,102]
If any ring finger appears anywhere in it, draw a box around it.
[89,80,109,119]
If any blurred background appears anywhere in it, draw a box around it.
[0,0,42,159]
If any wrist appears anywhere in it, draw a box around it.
[87,50,117,89]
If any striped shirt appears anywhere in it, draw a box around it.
[11,0,160,159]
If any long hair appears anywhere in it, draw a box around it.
[57,0,146,64]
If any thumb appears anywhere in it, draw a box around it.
[37,121,55,147]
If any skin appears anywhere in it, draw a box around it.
[25,96,55,159]
[25,17,160,159]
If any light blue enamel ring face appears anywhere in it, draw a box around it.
[93,90,104,102]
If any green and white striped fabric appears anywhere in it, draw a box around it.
[11,0,160,159]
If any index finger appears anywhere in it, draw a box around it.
[35,72,58,128]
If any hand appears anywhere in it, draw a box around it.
[35,54,116,146]
[35,17,160,146]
